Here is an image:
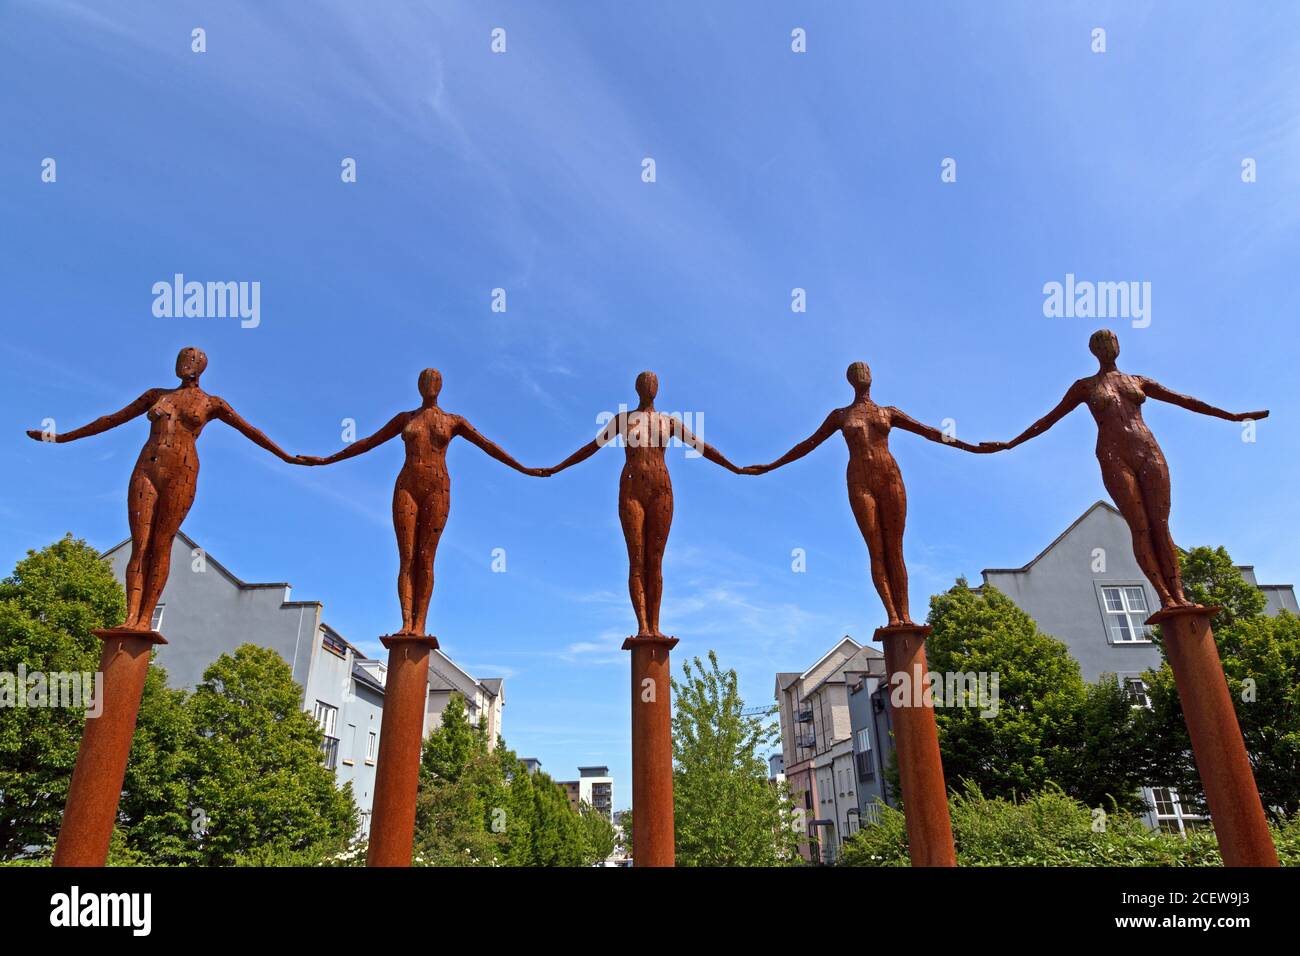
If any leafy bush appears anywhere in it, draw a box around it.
[839,782,1299,866]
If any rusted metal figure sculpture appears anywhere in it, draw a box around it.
[547,371,742,866]
[547,371,742,637]
[983,329,1276,866]
[981,328,1268,607]
[299,367,546,866]
[743,361,990,626]
[299,367,546,637]
[26,346,299,866]
[743,361,982,865]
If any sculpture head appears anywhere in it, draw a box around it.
[1089,329,1120,366]
[418,368,443,403]
[846,361,872,395]
[635,370,658,406]
[175,347,208,384]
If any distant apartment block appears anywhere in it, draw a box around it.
[102,530,504,835]
[558,765,614,819]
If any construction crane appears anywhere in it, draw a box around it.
[740,704,778,717]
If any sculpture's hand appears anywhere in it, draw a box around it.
[524,466,552,478]
[1235,410,1269,422]
[26,428,53,443]
[977,441,1009,453]
[740,464,771,475]
[296,455,328,466]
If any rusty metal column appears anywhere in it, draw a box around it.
[622,635,678,867]
[366,634,439,867]
[876,624,957,867]
[1148,605,1278,866]
[53,628,166,867]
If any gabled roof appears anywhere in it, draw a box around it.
[799,636,861,682]
[100,529,318,604]
[982,500,1120,575]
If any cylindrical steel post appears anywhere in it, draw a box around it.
[622,635,678,867]
[366,634,439,867]
[54,628,165,867]
[1149,606,1278,866]
[876,625,957,867]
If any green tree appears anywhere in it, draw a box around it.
[671,650,801,866]
[925,581,1149,812]
[1141,547,1300,820]
[414,693,507,865]
[186,644,358,865]
[577,801,617,865]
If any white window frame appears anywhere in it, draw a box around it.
[313,700,338,738]
[1122,676,1152,710]
[149,604,165,631]
[1100,584,1154,643]
[367,730,378,763]
[855,727,871,753]
[1149,787,1207,837]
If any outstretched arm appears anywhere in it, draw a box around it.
[212,398,299,463]
[668,415,741,474]
[888,407,990,453]
[455,417,547,477]
[991,383,1085,450]
[743,409,840,474]
[26,389,162,444]
[1140,378,1268,423]
[299,411,408,465]
[548,415,622,476]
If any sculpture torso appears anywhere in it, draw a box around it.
[619,411,671,492]
[398,406,454,491]
[1079,370,1164,468]
[839,401,903,491]
[138,387,212,475]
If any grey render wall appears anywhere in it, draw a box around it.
[980,501,1298,684]
[337,680,383,826]
[103,531,319,689]
[846,672,895,815]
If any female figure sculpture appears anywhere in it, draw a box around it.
[25,346,298,631]
[299,368,545,636]
[743,361,991,626]
[546,371,742,638]
[981,329,1268,609]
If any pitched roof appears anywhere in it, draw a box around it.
[981,500,1120,575]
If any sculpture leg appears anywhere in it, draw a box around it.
[123,471,158,629]
[393,487,419,633]
[133,486,193,632]
[619,495,651,636]
[877,479,911,624]
[1138,460,1187,604]
[642,493,672,636]
[1104,464,1176,607]
[409,495,446,637]
[850,491,900,625]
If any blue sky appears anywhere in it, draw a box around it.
[3,2,1298,805]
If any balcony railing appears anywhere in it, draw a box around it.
[321,735,340,771]
[797,709,813,723]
